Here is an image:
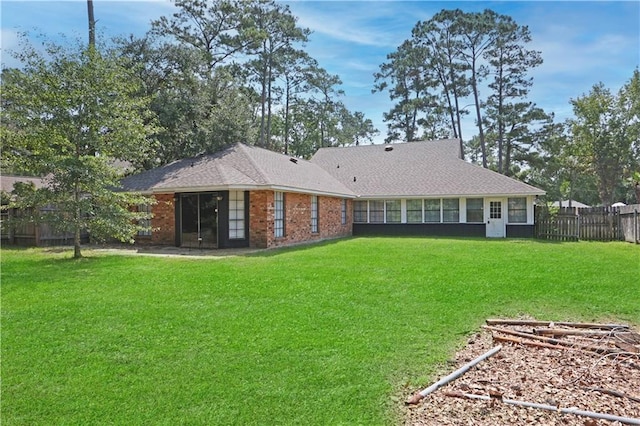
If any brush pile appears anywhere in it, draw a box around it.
[404,319,640,425]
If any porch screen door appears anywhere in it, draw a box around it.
[486,199,505,238]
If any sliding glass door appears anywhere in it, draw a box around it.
[180,193,218,248]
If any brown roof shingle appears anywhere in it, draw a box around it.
[1,175,46,193]
[121,143,356,198]
[310,139,545,198]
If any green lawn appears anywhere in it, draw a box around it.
[2,238,639,425]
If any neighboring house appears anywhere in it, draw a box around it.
[311,139,544,239]
[121,139,545,249]
[1,175,77,246]
[120,143,356,249]
[551,200,591,208]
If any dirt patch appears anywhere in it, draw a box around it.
[404,319,640,425]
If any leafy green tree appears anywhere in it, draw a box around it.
[483,103,552,176]
[483,14,543,174]
[306,68,344,148]
[151,0,260,75]
[334,106,379,146]
[374,40,436,142]
[286,99,321,158]
[276,50,317,154]
[526,121,600,206]
[117,34,259,164]
[120,0,375,161]
[245,0,310,148]
[1,37,155,258]
[411,9,469,151]
[378,8,545,169]
[568,71,640,206]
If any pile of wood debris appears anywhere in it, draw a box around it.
[404,319,640,425]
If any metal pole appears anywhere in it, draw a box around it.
[447,392,640,425]
[406,345,502,404]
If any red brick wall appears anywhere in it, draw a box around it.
[138,191,352,249]
[150,193,175,245]
[248,190,352,249]
[249,190,270,248]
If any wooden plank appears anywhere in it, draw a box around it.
[483,325,627,355]
[485,319,630,329]
[533,328,635,337]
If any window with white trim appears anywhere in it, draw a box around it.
[424,199,441,222]
[466,198,484,223]
[274,191,285,238]
[353,200,367,223]
[229,190,245,239]
[137,203,152,236]
[508,197,527,223]
[406,199,423,223]
[311,195,319,233]
[341,199,347,225]
[369,200,384,223]
[443,198,459,222]
[385,200,401,223]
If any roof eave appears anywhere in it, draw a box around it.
[356,191,545,199]
[140,184,355,199]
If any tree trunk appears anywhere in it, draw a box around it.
[471,70,487,168]
[284,84,290,155]
[266,57,273,149]
[74,227,82,259]
[87,0,95,48]
[73,181,83,259]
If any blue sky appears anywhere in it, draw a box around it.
[2,1,639,144]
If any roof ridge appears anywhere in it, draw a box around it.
[236,143,270,185]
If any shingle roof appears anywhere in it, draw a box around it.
[120,143,356,198]
[310,139,545,198]
[1,175,46,193]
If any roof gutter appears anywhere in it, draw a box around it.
[135,184,356,199]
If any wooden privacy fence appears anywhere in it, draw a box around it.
[535,204,640,243]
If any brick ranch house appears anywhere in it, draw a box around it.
[120,143,356,249]
[120,139,545,249]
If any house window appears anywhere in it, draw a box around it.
[311,195,319,233]
[406,199,423,223]
[137,203,152,236]
[424,199,441,222]
[369,200,384,223]
[385,200,401,223]
[443,198,459,223]
[341,199,347,225]
[466,198,484,223]
[274,191,285,238]
[508,197,527,223]
[229,190,245,239]
[353,200,367,223]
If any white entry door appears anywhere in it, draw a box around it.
[486,199,505,238]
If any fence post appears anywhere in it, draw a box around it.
[633,209,640,244]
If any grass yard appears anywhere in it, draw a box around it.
[2,237,639,425]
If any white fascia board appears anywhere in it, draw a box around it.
[151,185,231,194]
[268,185,356,199]
[151,184,356,198]
[359,191,544,199]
